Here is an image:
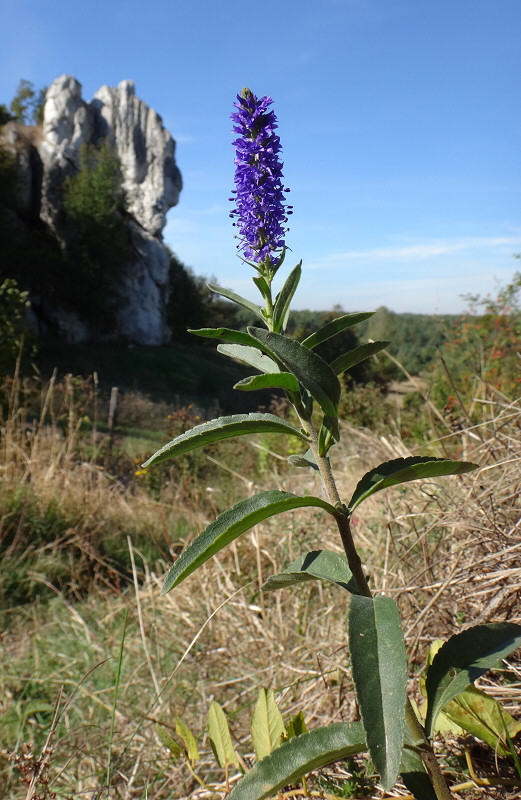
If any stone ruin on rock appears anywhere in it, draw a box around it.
[2,75,182,344]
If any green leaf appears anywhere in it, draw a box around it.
[143,413,308,468]
[347,456,479,515]
[253,274,271,301]
[425,622,521,737]
[348,594,407,790]
[270,246,288,275]
[207,701,239,768]
[399,699,442,799]
[301,312,374,349]
[261,550,358,594]
[188,327,264,347]
[318,416,336,457]
[417,638,520,750]
[400,744,438,800]
[207,283,264,321]
[443,684,521,757]
[287,448,319,470]
[272,262,302,333]
[175,717,199,763]
[330,341,390,375]
[286,711,307,740]
[248,327,341,438]
[217,343,279,374]
[251,689,286,761]
[156,723,182,760]
[234,372,300,393]
[228,722,366,800]
[161,490,340,594]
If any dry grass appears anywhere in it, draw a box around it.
[1,371,521,799]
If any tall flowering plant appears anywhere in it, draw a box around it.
[145,90,521,800]
[230,88,292,275]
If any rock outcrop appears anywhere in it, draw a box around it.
[2,75,182,344]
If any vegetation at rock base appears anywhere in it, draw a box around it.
[0,278,33,372]
[61,140,131,333]
[167,249,242,340]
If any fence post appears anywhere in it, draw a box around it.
[107,386,119,460]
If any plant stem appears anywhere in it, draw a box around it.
[303,420,373,600]
[303,417,453,800]
[106,608,128,791]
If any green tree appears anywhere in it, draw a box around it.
[9,80,47,125]
[0,138,68,314]
[62,140,130,335]
[168,250,240,340]
[0,145,19,208]
[167,251,205,338]
[0,278,33,373]
[0,103,15,125]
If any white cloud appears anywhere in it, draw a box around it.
[173,134,197,144]
[307,236,521,269]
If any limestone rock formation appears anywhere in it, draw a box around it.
[92,80,180,237]
[2,75,182,344]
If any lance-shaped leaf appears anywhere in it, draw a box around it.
[348,594,407,791]
[272,262,302,333]
[420,637,521,753]
[443,683,521,757]
[271,246,287,274]
[248,327,341,438]
[399,744,438,800]
[207,283,264,321]
[207,701,239,768]
[234,372,300,393]
[253,274,271,302]
[218,343,279,374]
[287,448,319,470]
[251,689,286,761]
[162,490,339,594]
[301,312,374,349]
[425,622,521,737]
[261,550,358,594]
[398,698,439,800]
[347,456,479,515]
[286,711,307,740]
[156,724,182,761]
[143,413,308,468]
[330,341,390,375]
[318,417,336,457]
[228,722,366,800]
[175,717,199,763]
[188,327,264,347]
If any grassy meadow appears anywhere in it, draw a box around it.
[1,328,521,799]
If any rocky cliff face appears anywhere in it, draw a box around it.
[3,75,182,344]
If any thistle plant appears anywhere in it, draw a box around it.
[145,89,521,799]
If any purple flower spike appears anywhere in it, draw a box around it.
[230,88,292,272]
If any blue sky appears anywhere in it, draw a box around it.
[1,0,520,313]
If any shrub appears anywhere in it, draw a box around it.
[0,278,33,374]
[430,271,521,413]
